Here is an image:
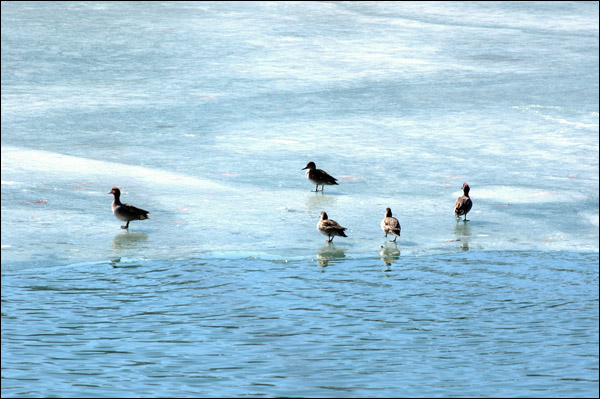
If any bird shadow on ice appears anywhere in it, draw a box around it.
[380,242,401,270]
[316,243,346,268]
[451,222,472,251]
[305,191,338,211]
[112,230,148,252]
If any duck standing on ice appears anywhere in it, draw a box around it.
[317,211,348,243]
[109,186,149,229]
[381,207,401,242]
[302,161,338,192]
[454,183,473,222]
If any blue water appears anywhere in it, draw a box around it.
[2,1,598,397]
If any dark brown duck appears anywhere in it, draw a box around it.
[302,161,338,192]
[454,183,473,222]
[109,186,149,229]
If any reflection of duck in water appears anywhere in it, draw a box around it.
[109,187,149,229]
[305,190,337,211]
[380,243,401,267]
[302,161,338,192]
[454,183,473,222]
[112,230,148,251]
[380,208,401,242]
[316,244,346,267]
[454,222,472,251]
[317,211,348,243]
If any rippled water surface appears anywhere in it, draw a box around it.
[2,1,598,397]
[2,251,598,397]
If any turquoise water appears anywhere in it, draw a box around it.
[2,2,598,397]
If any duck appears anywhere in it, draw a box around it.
[317,211,348,242]
[302,161,338,192]
[454,183,473,222]
[109,186,149,229]
[381,207,401,242]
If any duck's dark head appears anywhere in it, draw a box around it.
[109,186,121,196]
[320,211,328,220]
[385,207,393,217]
[302,161,316,171]
[462,183,470,195]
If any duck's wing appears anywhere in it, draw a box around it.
[315,169,338,185]
[383,217,401,234]
[123,203,150,218]
[454,196,472,216]
[320,219,346,231]
[322,220,347,237]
